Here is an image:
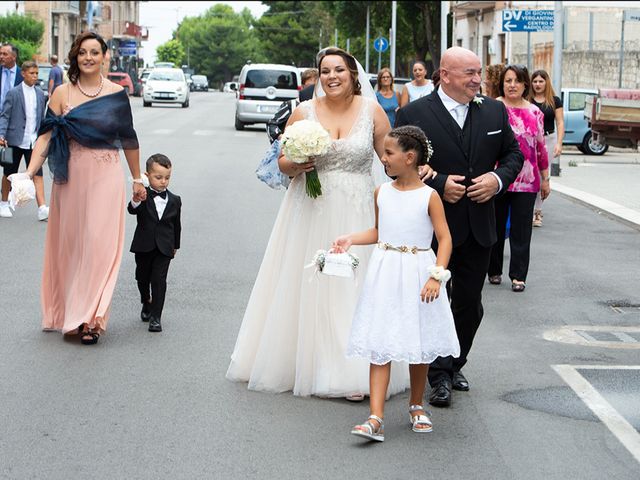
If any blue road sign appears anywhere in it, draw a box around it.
[502,10,554,32]
[118,40,137,56]
[373,37,389,53]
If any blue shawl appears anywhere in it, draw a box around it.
[38,90,139,184]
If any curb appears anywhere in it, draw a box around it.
[553,181,640,228]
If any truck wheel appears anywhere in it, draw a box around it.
[235,115,245,131]
[581,132,608,156]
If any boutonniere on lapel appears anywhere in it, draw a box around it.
[472,96,484,106]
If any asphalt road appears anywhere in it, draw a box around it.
[1,92,639,479]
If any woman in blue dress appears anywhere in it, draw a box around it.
[375,68,400,127]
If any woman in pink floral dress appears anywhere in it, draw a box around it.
[488,65,550,292]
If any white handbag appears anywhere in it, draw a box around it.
[307,250,360,279]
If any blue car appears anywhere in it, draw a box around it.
[561,88,608,155]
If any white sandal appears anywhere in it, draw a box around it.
[351,414,384,442]
[409,404,433,433]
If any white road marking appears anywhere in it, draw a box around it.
[234,132,258,138]
[553,364,640,464]
[193,130,216,136]
[613,332,639,343]
[151,129,173,135]
[544,325,640,349]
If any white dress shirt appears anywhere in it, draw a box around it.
[19,82,38,149]
[437,87,503,193]
[131,189,168,219]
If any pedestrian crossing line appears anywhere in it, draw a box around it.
[151,129,173,135]
[553,364,640,465]
[193,130,216,136]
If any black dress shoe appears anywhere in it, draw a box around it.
[141,302,152,322]
[428,379,452,407]
[148,317,162,332]
[452,371,470,391]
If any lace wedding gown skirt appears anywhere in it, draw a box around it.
[226,98,409,397]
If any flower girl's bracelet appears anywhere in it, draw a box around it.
[428,265,451,283]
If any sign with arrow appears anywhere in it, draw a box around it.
[502,10,554,32]
[373,37,389,53]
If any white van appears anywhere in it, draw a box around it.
[235,63,301,130]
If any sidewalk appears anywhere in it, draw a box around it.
[550,147,640,227]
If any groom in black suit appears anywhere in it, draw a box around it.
[396,47,523,407]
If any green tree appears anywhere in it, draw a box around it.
[330,1,441,76]
[255,1,335,67]
[175,5,262,86]
[156,39,185,66]
[0,13,44,63]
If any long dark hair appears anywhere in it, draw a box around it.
[529,69,557,109]
[317,47,361,96]
[67,31,108,84]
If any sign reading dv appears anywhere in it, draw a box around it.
[502,10,554,32]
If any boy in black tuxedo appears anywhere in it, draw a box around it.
[128,154,182,332]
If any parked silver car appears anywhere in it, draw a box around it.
[234,63,301,130]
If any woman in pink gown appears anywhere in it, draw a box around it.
[25,32,145,345]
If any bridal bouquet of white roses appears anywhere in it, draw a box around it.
[281,119,332,198]
[7,173,35,209]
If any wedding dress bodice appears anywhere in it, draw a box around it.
[301,98,374,175]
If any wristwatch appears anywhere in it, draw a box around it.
[541,175,550,182]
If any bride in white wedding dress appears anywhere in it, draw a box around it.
[226,48,411,397]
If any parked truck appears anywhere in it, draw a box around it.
[584,88,640,149]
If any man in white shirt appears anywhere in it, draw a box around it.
[0,61,48,220]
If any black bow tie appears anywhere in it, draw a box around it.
[150,190,166,199]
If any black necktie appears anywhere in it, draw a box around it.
[150,190,166,200]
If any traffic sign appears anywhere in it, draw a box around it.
[502,10,554,32]
[373,37,389,53]
[118,40,137,56]
[624,10,640,22]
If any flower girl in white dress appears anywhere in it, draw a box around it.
[332,126,460,442]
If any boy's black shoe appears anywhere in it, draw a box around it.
[148,317,162,332]
[141,302,152,322]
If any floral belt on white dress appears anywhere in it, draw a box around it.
[377,242,432,254]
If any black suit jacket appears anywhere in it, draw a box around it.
[395,91,523,248]
[128,188,182,258]
[299,84,314,102]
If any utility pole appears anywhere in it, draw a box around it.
[365,5,370,73]
[552,1,564,176]
[390,1,397,76]
[619,12,626,88]
[552,1,563,95]
[441,1,449,57]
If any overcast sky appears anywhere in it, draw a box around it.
[139,1,268,66]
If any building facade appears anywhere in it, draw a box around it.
[452,1,640,89]
[22,0,144,77]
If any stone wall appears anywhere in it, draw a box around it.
[513,46,640,90]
